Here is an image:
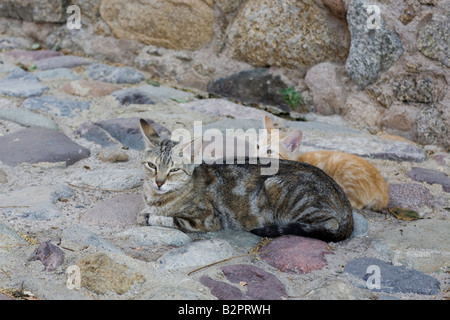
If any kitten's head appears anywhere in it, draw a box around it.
[139,119,197,195]
[256,116,303,160]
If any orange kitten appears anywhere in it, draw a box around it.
[261,116,389,211]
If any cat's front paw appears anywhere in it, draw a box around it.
[148,215,175,228]
[137,210,150,226]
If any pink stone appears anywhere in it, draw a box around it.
[259,235,334,274]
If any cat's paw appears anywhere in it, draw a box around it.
[137,210,150,226]
[148,215,175,228]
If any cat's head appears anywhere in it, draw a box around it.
[256,116,303,160]
[139,119,199,195]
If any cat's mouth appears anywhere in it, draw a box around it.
[151,183,171,195]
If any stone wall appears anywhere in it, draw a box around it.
[0,0,448,149]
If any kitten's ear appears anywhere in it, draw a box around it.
[280,130,303,153]
[264,116,276,133]
[139,119,160,148]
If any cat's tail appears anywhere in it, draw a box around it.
[251,213,354,242]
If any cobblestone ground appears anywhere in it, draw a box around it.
[0,45,449,300]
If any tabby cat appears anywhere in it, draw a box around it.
[137,119,353,242]
[261,116,389,211]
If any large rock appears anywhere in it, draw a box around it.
[304,62,349,115]
[227,0,349,68]
[0,0,69,23]
[0,108,59,131]
[22,96,91,118]
[207,68,291,111]
[156,239,234,270]
[0,185,73,220]
[0,127,90,167]
[78,253,144,295]
[0,69,48,98]
[345,0,403,88]
[345,257,440,295]
[417,14,450,68]
[99,0,214,51]
[80,193,145,228]
[77,117,171,150]
[86,63,145,84]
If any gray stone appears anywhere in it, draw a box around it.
[302,280,359,300]
[94,117,171,150]
[86,63,145,84]
[0,108,59,130]
[116,226,192,247]
[111,88,155,106]
[75,122,118,148]
[387,183,434,211]
[406,167,450,193]
[372,219,450,272]
[0,222,27,249]
[35,68,82,80]
[392,76,434,104]
[0,127,90,167]
[350,211,369,238]
[207,68,291,112]
[345,0,403,88]
[35,55,92,70]
[199,229,261,251]
[0,69,48,98]
[156,239,234,270]
[416,107,449,149]
[344,257,440,295]
[0,0,70,23]
[22,96,90,118]
[180,98,278,121]
[417,14,450,68]
[80,193,145,228]
[292,127,426,162]
[0,37,32,50]
[69,169,143,191]
[0,185,73,220]
[60,225,122,253]
[112,84,195,104]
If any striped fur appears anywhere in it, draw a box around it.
[138,119,354,242]
[261,116,389,211]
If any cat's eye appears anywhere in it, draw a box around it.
[267,149,272,155]
[145,162,157,170]
[169,168,180,173]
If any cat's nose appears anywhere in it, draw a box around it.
[156,181,164,188]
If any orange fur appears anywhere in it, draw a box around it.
[262,116,389,211]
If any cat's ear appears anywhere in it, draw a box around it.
[280,130,303,153]
[139,119,160,148]
[264,116,276,133]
